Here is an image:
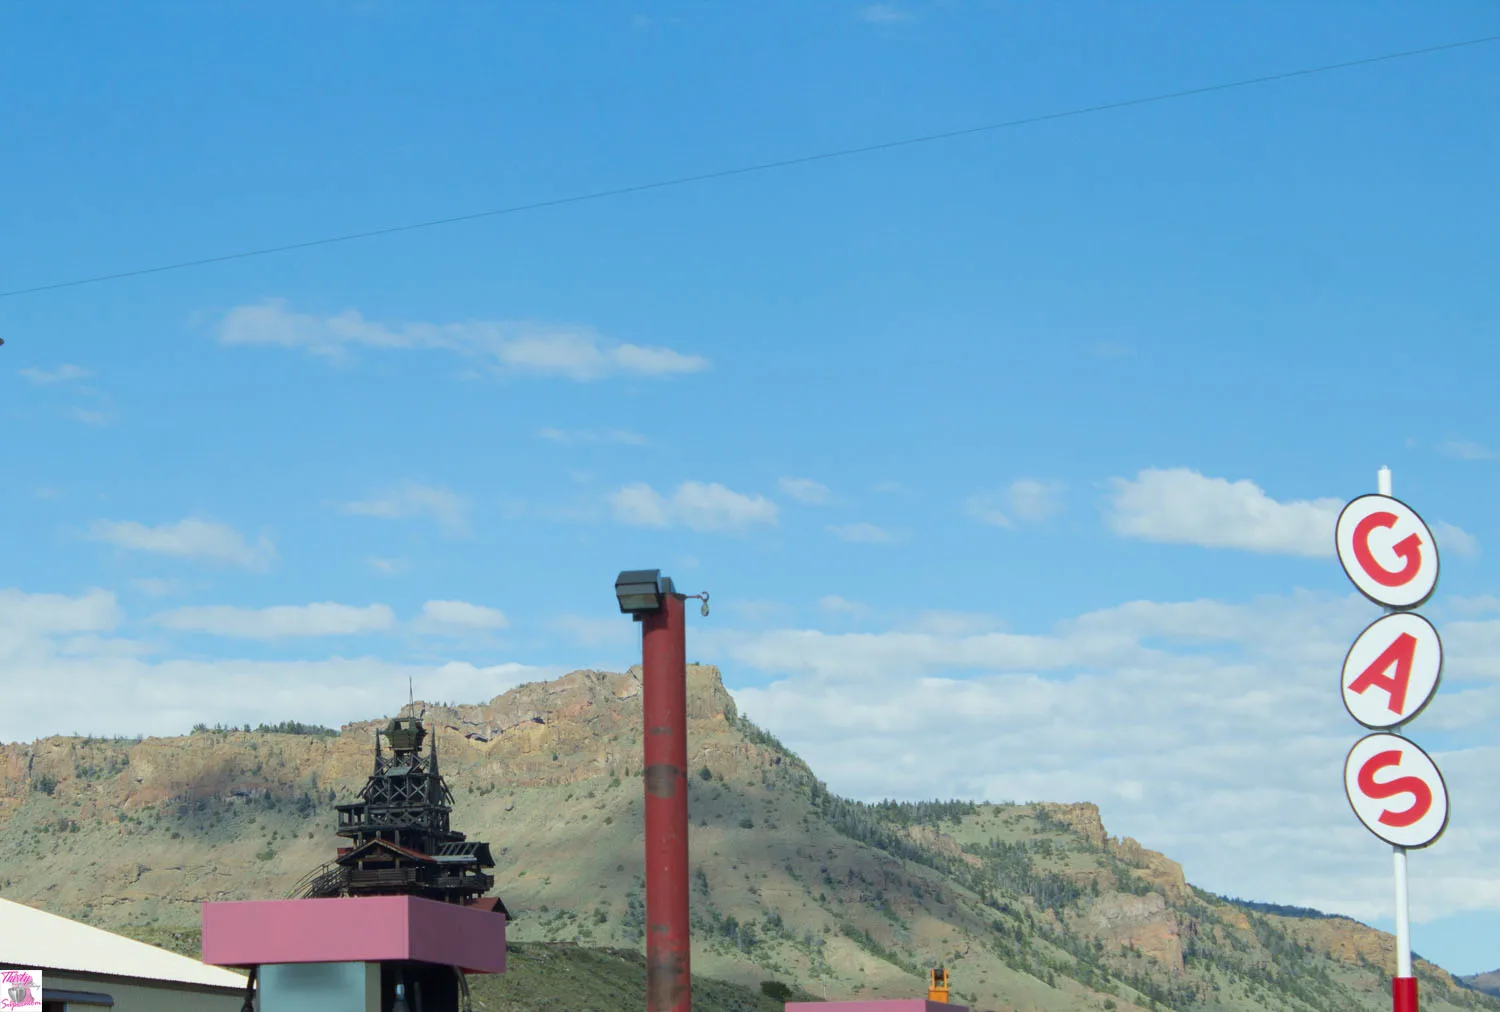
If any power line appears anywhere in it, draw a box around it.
[3,31,1497,301]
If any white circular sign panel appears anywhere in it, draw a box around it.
[1343,733,1448,849]
[1335,494,1439,609]
[1341,613,1443,729]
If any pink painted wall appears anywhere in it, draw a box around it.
[785,1001,968,1012]
[201,896,506,974]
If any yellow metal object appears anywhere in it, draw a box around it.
[928,966,950,1003]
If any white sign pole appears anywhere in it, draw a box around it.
[1394,847,1412,975]
[1378,465,1415,988]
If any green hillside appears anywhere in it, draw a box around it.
[117,925,806,1012]
[0,665,1493,1012]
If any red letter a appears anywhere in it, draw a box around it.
[1348,632,1416,715]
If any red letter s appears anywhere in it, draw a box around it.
[1357,749,1432,828]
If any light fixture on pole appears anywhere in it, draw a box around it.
[615,568,706,1012]
[615,569,665,617]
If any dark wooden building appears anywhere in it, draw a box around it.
[294,713,505,915]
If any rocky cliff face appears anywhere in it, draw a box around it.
[0,665,1492,1012]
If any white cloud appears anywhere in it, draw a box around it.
[607,483,670,527]
[1439,618,1500,684]
[608,481,777,534]
[674,482,777,532]
[964,493,1013,528]
[1106,468,1478,561]
[727,600,788,623]
[413,600,509,635]
[966,478,1066,529]
[859,3,909,23]
[537,428,647,446]
[1434,521,1480,559]
[218,301,411,355]
[1438,440,1497,461]
[712,590,1500,926]
[130,578,186,598]
[1449,595,1500,617]
[818,595,868,618]
[827,522,892,543]
[219,300,708,381]
[19,364,92,385]
[1007,479,1066,521]
[607,343,707,377]
[779,477,831,505]
[341,483,470,536]
[1105,468,1342,556]
[495,330,608,376]
[552,614,639,650]
[87,518,276,571]
[0,589,553,743]
[367,557,409,577]
[0,588,120,635]
[155,603,396,639]
[899,610,1006,636]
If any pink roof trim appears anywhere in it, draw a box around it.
[784,1002,969,1011]
[202,896,506,974]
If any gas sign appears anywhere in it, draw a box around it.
[1335,494,1439,610]
[1343,732,1449,849]
[1341,612,1443,729]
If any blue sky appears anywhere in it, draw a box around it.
[4,0,1500,975]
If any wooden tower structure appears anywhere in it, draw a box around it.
[294,711,504,913]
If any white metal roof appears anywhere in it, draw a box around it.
[0,898,246,990]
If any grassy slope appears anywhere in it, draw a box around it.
[1462,973,1500,999]
[471,944,810,1012]
[115,925,800,1012]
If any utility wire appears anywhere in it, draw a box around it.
[2,31,1497,301]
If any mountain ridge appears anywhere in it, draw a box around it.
[1461,971,1500,999]
[0,664,1492,1012]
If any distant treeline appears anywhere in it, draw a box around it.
[191,721,340,737]
[864,798,980,826]
[1219,896,1337,920]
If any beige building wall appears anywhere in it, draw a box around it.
[42,969,248,1012]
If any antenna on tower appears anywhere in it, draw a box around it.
[409,676,414,714]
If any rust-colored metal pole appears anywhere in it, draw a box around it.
[641,590,691,1012]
